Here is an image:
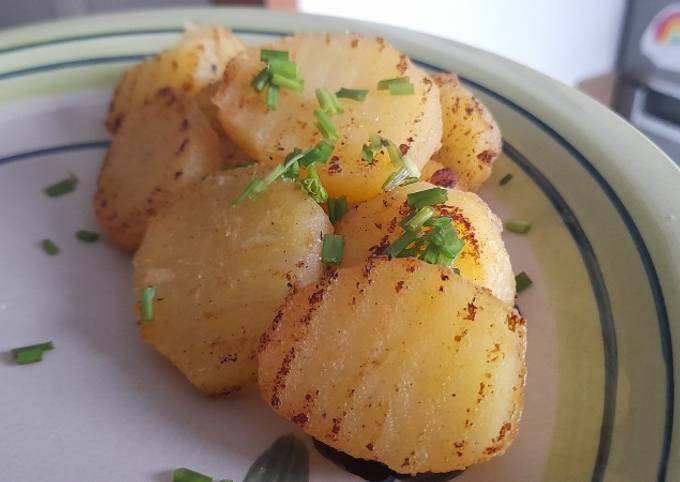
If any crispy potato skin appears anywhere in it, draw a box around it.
[106,26,244,133]
[336,182,516,303]
[431,74,502,191]
[134,169,332,395]
[212,33,442,203]
[259,257,526,474]
[95,88,224,251]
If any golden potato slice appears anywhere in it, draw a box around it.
[134,169,332,395]
[106,25,244,132]
[95,88,223,251]
[259,257,526,474]
[431,74,502,191]
[336,182,515,303]
[195,82,253,169]
[213,33,442,203]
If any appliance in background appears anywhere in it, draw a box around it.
[614,0,680,163]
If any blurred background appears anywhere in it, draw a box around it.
[0,0,678,162]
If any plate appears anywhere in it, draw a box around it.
[1,8,678,482]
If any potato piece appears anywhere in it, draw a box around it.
[336,182,515,303]
[95,88,224,251]
[134,169,332,395]
[106,25,244,132]
[195,82,253,169]
[431,74,502,191]
[259,257,526,474]
[213,33,442,203]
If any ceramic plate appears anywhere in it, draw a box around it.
[1,8,678,482]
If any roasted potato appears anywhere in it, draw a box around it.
[259,257,526,474]
[336,182,515,304]
[195,82,253,169]
[134,168,332,395]
[212,33,442,203]
[95,88,225,251]
[431,74,502,191]
[106,25,244,133]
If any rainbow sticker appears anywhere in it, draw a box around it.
[642,3,680,71]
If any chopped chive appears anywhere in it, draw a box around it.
[336,88,368,101]
[407,188,448,210]
[453,267,461,275]
[301,163,328,204]
[282,148,303,180]
[382,167,412,192]
[12,341,54,365]
[361,144,374,163]
[299,141,334,167]
[321,234,344,265]
[251,67,270,92]
[505,220,532,234]
[314,110,340,143]
[499,173,513,186]
[386,230,419,258]
[232,150,305,205]
[172,468,213,482]
[403,206,435,232]
[388,82,415,95]
[377,76,410,90]
[383,140,403,166]
[327,197,348,225]
[260,49,289,62]
[515,271,533,293]
[315,88,343,115]
[232,177,265,206]
[44,173,78,197]
[140,286,156,323]
[265,84,279,110]
[271,73,304,92]
[40,238,59,256]
[75,230,100,242]
[267,58,299,80]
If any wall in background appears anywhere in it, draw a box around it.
[299,0,627,86]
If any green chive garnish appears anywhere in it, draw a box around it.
[336,88,368,101]
[361,134,382,163]
[403,206,435,232]
[386,230,419,258]
[75,230,100,242]
[232,150,305,205]
[282,148,303,180]
[499,174,513,186]
[271,73,304,92]
[41,238,59,256]
[260,49,289,62]
[172,468,213,482]
[314,109,340,143]
[321,234,344,265]
[251,67,270,92]
[505,220,532,234]
[266,84,279,110]
[140,286,156,322]
[407,188,448,210]
[299,141,334,167]
[301,163,328,204]
[388,82,415,95]
[377,76,410,90]
[327,197,348,225]
[383,167,412,192]
[267,58,299,80]
[44,173,78,197]
[315,88,343,115]
[12,341,54,365]
[515,271,533,293]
